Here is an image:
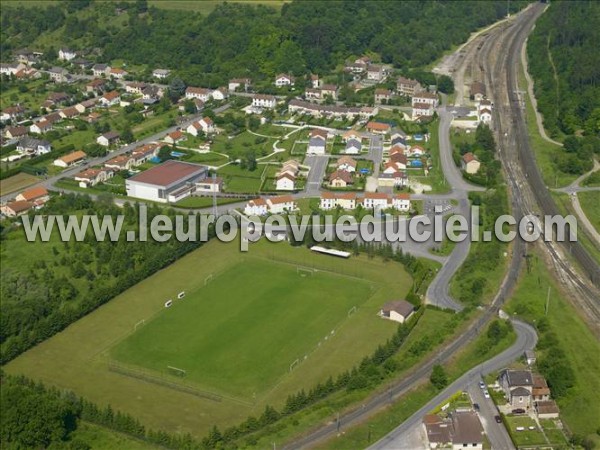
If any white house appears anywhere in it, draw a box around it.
[97,131,120,147]
[185,87,211,102]
[412,102,434,120]
[478,108,492,124]
[109,68,127,79]
[210,87,229,101]
[266,195,296,214]
[54,150,87,168]
[337,156,357,173]
[367,64,386,82]
[92,64,111,77]
[75,168,113,188]
[380,300,414,323]
[462,152,481,174]
[228,78,251,92]
[244,198,269,216]
[252,94,277,109]
[362,192,390,209]
[392,193,411,211]
[344,138,362,155]
[99,91,121,107]
[276,172,295,191]
[29,119,53,134]
[152,69,171,79]
[198,117,215,134]
[275,73,295,87]
[16,137,51,156]
[58,48,77,61]
[412,92,439,108]
[186,121,203,137]
[307,129,327,155]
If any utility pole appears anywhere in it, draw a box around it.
[545,286,551,315]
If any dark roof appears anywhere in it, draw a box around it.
[502,369,533,387]
[309,137,326,147]
[451,411,483,445]
[102,131,120,140]
[511,387,531,397]
[536,400,559,414]
[382,300,414,317]
[18,136,50,148]
[129,160,206,187]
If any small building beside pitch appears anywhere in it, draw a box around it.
[125,160,208,203]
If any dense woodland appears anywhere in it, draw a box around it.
[527,1,600,174]
[1,0,524,87]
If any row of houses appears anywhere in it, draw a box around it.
[185,86,229,102]
[320,192,411,211]
[276,159,301,191]
[244,195,296,215]
[328,155,358,188]
[0,186,50,218]
[498,369,559,418]
[288,99,377,120]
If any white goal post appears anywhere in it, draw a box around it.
[347,306,357,317]
[289,359,300,372]
[134,319,145,330]
[167,366,187,378]
[297,267,314,276]
[204,274,214,286]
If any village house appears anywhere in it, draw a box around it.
[125,82,147,95]
[244,195,296,215]
[48,67,71,83]
[384,157,407,172]
[276,172,296,191]
[104,154,135,171]
[99,91,121,107]
[288,99,377,120]
[423,411,484,450]
[29,119,53,134]
[58,48,77,61]
[186,121,204,137]
[378,170,408,188]
[412,92,439,108]
[307,128,327,155]
[16,137,51,156]
[185,87,211,102]
[228,78,251,92]
[329,170,354,188]
[244,198,268,216]
[478,108,492,124]
[109,67,128,79]
[337,156,357,173]
[362,192,391,209]
[374,88,393,103]
[380,300,414,323]
[0,62,27,76]
[165,130,185,145]
[199,117,215,134]
[142,85,164,103]
[407,144,425,157]
[210,87,229,101]
[343,130,362,142]
[14,48,42,65]
[396,76,423,97]
[131,143,159,165]
[71,58,92,70]
[470,81,486,101]
[499,369,534,409]
[275,73,295,87]
[75,167,114,188]
[344,138,362,155]
[305,87,321,100]
[152,69,171,79]
[0,200,35,217]
[366,121,391,135]
[46,92,71,106]
[59,106,80,120]
[367,64,386,82]
[53,150,87,168]
[4,125,28,139]
[412,102,435,120]
[1,105,26,123]
[86,78,106,95]
[16,186,50,204]
[97,131,120,147]
[252,94,277,109]
[320,192,357,210]
[462,152,481,174]
[92,64,111,77]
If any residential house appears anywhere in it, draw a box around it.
[499,369,533,409]
[266,195,296,214]
[252,94,277,109]
[307,129,327,155]
[131,143,159,165]
[0,62,26,76]
[16,186,49,204]
[343,130,362,142]
[470,81,486,101]
[142,85,163,102]
[320,192,357,210]
[525,350,537,366]
[412,102,435,120]
[478,108,492,124]
[75,167,113,188]
[310,74,321,88]
[1,105,26,123]
[97,131,120,147]
[110,67,128,79]
[329,170,354,188]
[14,48,41,65]
[152,69,171,79]
[305,88,322,100]
[407,144,425,157]
[58,48,77,61]
[228,78,251,92]
[86,112,101,123]
[337,156,357,173]
[196,176,223,193]
[48,67,71,83]
[320,84,338,100]
[392,193,411,211]
[344,138,362,155]
[54,150,87,167]
[532,374,551,402]
[185,87,211,102]
[29,119,53,134]
[423,414,452,449]
[86,78,106,94]
[59,107,80,120]
[0,201,35,217]
[4,126,28,139]
[288,99,377,120]
[125,82,147,95]
[104,155,135,171]
[380,300,414,323]
[374,88,392,103]
[535,401,559,419]
[412,92,439,108]
[99,91,121,107]
[386,156,407,171]
[16,137,51,155]
[461,153,481,174]
[244,198,269,216]
[92,64,111,77]
[198,117,215,134]
[275,73,295,87]
[367,64,386,82]
[276,172,296,191]
[210,87,229,101]
[165,130,185,145]
[396,76,422,97]
[186,121,204,137]
[362,192,391,209]
[366,121,391,134]
[46,92,71,106]
[378,171,407,188]
[71,58,92,70]
[450,411,484,450]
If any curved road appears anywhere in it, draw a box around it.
[367,320,537,450]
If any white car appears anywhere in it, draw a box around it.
[479,381,486,389]
[483,390,490,399]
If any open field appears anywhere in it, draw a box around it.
[0,172,40,196]
[5,239,412,437]
[69,422,159,450]
[149,0,288,14]
[111,259,373,399]
[504,248,600,444]
[577,191,600,234]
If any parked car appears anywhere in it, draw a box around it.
[483,390,490,399]
[495,415,502,423]
[479,381,486,389]
[473,403,480,411]
[512,408,526,414]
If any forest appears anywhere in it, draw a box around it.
[1,0,525,87]
[526,1,600,175]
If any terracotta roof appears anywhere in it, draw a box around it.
[389,145,404,155]
[269,195,294,204]
[536,400,559,415]
[128,160,205,187]
[103,91,120,101]
[462,152,478,163]
[248,198,267,206]
[186,87,210,95]
[337,156,357,167]
[413,102,433,109]
[4,200,33,214]
[277,172,295,181]
[6,126,27,137]
[329,170,353,184]
[253,94,276,101]
[19,186,48,201]
[395,193,410,200]
[310,128,328,139]
[414,92,438,100]
[76,168,105,180]
[58,150,87,164]
[365,192,390,199]
[367,121,391,131]
[168,130,183,140]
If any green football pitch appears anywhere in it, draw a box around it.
[110,259,373,399]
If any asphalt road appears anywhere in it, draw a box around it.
[367,320,536,450]
[468,383,515,450]
[304,154,329,196]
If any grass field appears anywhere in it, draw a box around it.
[149,0,288,14]
[5,239,412,437]
[504,248,600,445]
[111,259,373,399]
[578,191,600,234]
[0,172,40,196]
[69,422,159,450]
